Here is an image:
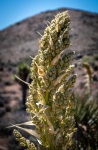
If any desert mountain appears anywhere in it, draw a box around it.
[0,8,98,65]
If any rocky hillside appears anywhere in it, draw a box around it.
[0,8,98,65]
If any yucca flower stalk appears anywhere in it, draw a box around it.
[13,11,77,150]
[83,62,93,95]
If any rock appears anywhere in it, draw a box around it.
[4,97,10,104]
[5,105,11,112]
[0,66,4,71]
[0,107,6,117]
[79,82,85,89]
[0,101,4,107]
[76,54,83,59]
[93,74,98,81]
[4,80,14,86]
[14,96,20,101]
[91,62,98,71]
[0,63,5,71]
[0,96,10,104]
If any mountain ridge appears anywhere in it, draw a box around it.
[0,8,98,64]
[0,7,98,31]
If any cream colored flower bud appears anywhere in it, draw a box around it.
[14,11,77,150]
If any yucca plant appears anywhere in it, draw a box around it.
[75,96,98,149]
[82,62,93,95]
[13,11,77,150]
[74,63,98,149]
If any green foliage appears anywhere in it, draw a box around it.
[94,54,98,61]
[16,62,30,81]
[82,56,94,64]
[82,54,98,64]
[74,59,98,149]
[74,95,98,149]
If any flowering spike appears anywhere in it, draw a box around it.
[14,11,77,150]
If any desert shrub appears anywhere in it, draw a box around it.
[74,61,98,149]
[94,54,98,61]
[82,56,94,64]
[74,95,98,149]
[82,54,98,64]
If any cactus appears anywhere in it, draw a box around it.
[14,11,77,150]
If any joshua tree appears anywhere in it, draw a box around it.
[16,62,30,106]
[13,11,77,150]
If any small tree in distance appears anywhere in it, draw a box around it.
[15,62,30,107]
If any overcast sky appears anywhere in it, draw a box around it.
[0,0,98,30]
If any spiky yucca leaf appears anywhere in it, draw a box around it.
[74,96,98,149]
